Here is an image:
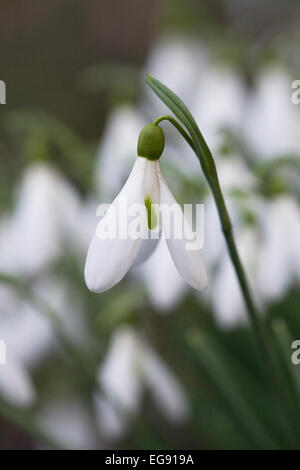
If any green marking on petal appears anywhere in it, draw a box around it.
[144,195,158,230]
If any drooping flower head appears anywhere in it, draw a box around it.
[85,123,207,293]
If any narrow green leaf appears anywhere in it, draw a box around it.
[146,74,215,181]
[146,74,231,233]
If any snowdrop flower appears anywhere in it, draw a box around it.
[95,105,188,310]
[96,325,189,437]
[85,123,207,293]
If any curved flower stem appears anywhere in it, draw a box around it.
[153,115,196,152]
[146,76,279,382]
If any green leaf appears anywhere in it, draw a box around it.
[146,74,231,233]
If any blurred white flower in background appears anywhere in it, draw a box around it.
[210,226,260,328]
[258,195,300,302]
[95,326,189,439]
[0,274,90,407]
[0,352,36,407]
[142,36,207,116]
[243,67,300,158]
[73,198,99,258]
[95,105,145,200]
[241,66,300,306]
[191,65,247,155]
[0,163,88,407]
[93,394,126,441]
[1,163,81,275]
[1,289,54,371]
[37,396,98,449]
[205,159,300,327]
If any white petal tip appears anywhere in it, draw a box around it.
[84,260,109,294]
[85,281,105,294]
[191,274,208,292]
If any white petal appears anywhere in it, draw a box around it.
[134,238,186,311]
[85,158,147,293]
[132,232,160,267]
[131,159,161,267]
[158,166,207,291]
[143,160,160,205]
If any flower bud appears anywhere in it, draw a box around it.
[137,123,165,161]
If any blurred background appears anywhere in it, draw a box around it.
[1,0,300,450]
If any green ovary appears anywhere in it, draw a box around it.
[144,196,158,230]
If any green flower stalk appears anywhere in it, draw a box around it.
[146,74,269,365]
